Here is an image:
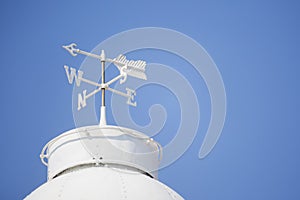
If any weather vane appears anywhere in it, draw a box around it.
[62,43,147,126]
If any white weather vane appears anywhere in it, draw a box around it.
[62,43,147,126]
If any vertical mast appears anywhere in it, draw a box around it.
[99,50,107,126]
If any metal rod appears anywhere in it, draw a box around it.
[86,87,102,99]
[77,49,102,60]
[107,87,130,98]
[101,60,105,107]
[105,74,124,86]
[79,77,102,87]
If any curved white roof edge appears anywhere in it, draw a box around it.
[40,125,162,180]
[25,166,184,200]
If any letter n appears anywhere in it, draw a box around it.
[78,90,87,110]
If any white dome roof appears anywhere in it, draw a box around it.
[27,125,184,199]
[25,166,184,200]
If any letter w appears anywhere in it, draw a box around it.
[64,65,83,87]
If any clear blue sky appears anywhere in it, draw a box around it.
[1,0,300,199]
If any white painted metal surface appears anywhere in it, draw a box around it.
[40,125,162,180]
[25,166,184,200]
[25,125,185,200]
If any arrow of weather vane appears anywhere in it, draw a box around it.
[62,43,147,125]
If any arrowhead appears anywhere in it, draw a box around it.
[62,43,78,56]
